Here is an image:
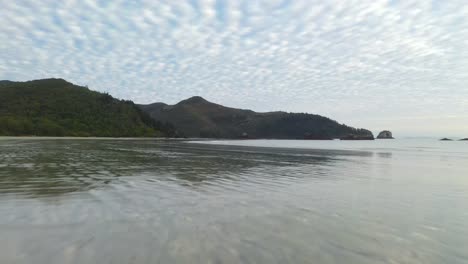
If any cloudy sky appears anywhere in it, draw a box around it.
[1,0,467,137]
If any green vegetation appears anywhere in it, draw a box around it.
[0,79,373,139]
[0,78,175,137]
[139,96,374,139]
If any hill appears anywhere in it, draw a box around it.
[0,78,175,137]
[139,96,373,139]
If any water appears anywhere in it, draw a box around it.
[0,138,467,264]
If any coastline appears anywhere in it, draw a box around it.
[0,136,184,140]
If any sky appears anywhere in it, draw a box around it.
[1,0,468,137]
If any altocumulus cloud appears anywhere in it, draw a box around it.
[1,0,467,136]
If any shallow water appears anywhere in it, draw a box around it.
[0,138,467,263]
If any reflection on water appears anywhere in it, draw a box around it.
[0,138,467,264]
[0,140,349,197]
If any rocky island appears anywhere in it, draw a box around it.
[377,130,394,139]
[440,138,453,141]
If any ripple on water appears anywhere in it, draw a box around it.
[0,139,468,263]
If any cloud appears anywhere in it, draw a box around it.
[1,0,467,135]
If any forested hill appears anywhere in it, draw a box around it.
[139,96,373,139]
[0,78,175,137]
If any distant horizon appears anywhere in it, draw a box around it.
[2,1,467,137]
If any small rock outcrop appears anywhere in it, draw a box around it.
[460,138,468,141]
[340,134,375,140]
[440,138,453,141]
[377,130,394,139]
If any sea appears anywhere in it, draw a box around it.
[0,138,467,263]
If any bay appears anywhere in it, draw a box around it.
[0,138,467,264]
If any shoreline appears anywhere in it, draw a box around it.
[0,136,465,141]
[0,136,184,140]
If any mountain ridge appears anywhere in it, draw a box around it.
[0,78,175,137]
[139,96,373,139]
[0,78,374,139]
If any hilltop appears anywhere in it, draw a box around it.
[139,96,373,139]
[0,78,175,137]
